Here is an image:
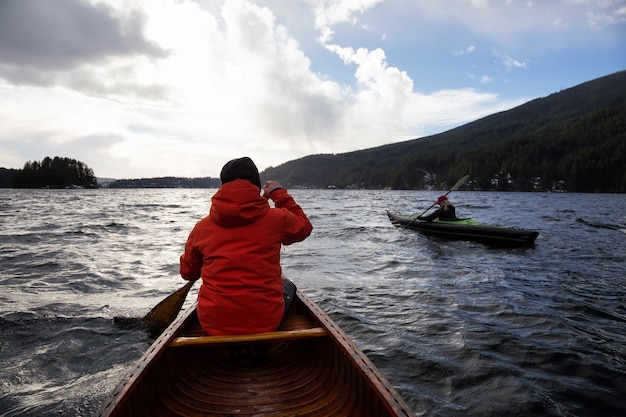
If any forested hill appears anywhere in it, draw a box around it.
[260,71,626,193]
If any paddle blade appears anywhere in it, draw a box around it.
[451,174,470,191]
[143,280,195,330]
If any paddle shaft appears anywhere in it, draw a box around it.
[404,174,469,229]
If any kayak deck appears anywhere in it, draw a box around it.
[101,289,415,417]
[387,210,539,246]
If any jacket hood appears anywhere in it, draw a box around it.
[210,179,269,227]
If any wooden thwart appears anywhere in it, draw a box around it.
[170,327,328,347]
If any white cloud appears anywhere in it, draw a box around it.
[554,18,569,30]
[454,45,476,56]
[498,53,529,70]
[393,0,625,43]
[398,87,524,140]
[309,0,385,42]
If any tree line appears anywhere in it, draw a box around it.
[9,157,97,189]
[104,177,220,188]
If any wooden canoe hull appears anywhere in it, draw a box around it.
[387,211,539,246]
[101,289,415,417]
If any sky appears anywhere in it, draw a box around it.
[1,0,625,179]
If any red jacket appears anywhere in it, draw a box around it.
[180,179,312,335]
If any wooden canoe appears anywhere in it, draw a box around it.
[101,289,415,417]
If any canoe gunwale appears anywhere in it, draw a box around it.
[100,299,195,415]
[296,289,415,417]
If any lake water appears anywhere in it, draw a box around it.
[1,189,625,416]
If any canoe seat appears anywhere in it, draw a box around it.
[169,314,327,347]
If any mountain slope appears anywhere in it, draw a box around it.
[260,71,626,192]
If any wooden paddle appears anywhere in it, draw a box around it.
[143,279,196,334]
[404,174,470,229]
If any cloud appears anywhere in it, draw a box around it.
[495,52,529,70]
[322,45,415,142]
[553,18,569,30]
[309,0,385,42]
[0,0,166,88]
[398,88,524,140]
[381,0,626,44]
[454,45,476,56]
[566,0,626,26]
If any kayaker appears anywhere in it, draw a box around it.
[419,195,457,221]
[179,157,313,336]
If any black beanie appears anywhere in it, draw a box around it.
[220,157,262,189]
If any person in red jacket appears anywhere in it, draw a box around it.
[180,157,313,336]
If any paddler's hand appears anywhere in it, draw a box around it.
[263,181,283,199]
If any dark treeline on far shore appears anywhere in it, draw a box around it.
[2,157,97,189]
[0,168,221,189]
[103,177,221,188]
[2,71,625,193]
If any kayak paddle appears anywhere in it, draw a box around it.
[404,174,469,229]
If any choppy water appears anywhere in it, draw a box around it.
[1,189,625,416]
